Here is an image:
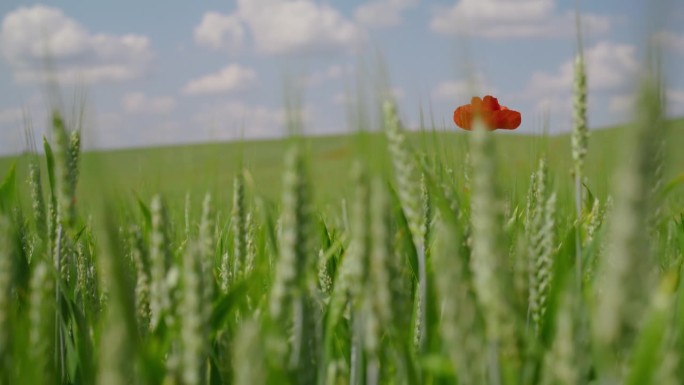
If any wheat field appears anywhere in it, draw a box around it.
[1,39,684,385]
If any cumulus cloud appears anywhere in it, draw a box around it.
[0,5,153,84]
[608,94,635,115]
[667,90,684,116]
[122,92,176,115]
[611,89,684,117]
[182,64,258,95]
[333,86,404,106]
[653,31,684,54]
[194,12,245,51]
[432,73,498,101]
[354,0,418,28]
[0,107,23,125]
[193,101,297,139]
[0,127,22,155]
[193,0,365,55]
[521,42,641,132]
[299,64,353,87]
[526,42,640,96]
[430,0,611,38]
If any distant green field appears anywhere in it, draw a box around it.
[2,118,683,216]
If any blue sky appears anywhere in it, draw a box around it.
[0,0,683,155]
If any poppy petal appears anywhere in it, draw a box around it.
[482,95,501,111]
[493,110,521,130]
[470,96,483,106]
[453,105,473,130]
[452,96,521,131]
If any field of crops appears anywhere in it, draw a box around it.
[1,51,684,385]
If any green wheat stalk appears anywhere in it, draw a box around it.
[149,195,171,330]
[469,117,519,382]
[269,145,318,382]
[593,73,664,378]
[527,159,556,334]
[383,100,427,353]
[0,215,12,383]
[571,50,588,289]
[432,218,487,384]
[180,242,209,385]
[232,172,247,281]
[29,261,56,385]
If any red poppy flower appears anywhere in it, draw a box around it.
[453,95,521,131]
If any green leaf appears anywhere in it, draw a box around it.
[390,185,419,280]
[582,182,596,213]
[43,136,57,205]
[257,196,279,256]
[625,273,677,385]
[210,278,249,329]
[0,161,17,213]
[134,192,152,229]
[539,225,576,346]
[662,172,684,197]
[419,353,455,376]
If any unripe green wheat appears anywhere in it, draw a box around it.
[571,52,588,288]
[52,113,75,229]
[269,145,318,381]
[469,117,519,378]
[28,161,47,241]
[269,146,313,321]
[198,193,214,323]
[594,75,664,357]
[180,242,208,385]
[129,225,150,330]
[233,319,266,385]
[244,211,256,275]
[149,195,171,330]
[232,173,246,280]
[184,192,191,240]
[67,130,80,206]
[383,100,427,351]
[527,159,556,334]
[367,178,395,344]
[432,218,487,384]
[29,261,56,384]
[0,216,12,382]
[342,163,370,384]
[571,54,589,174]
[96,220,137,385]
[541,287,587,385]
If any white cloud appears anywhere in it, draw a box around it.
[430,0,610,38]
[653,31,684,54]
[332,92,351,106]
[432,73,498,101]
[300,63,353,87]
[195,1,365,55]
[122,92,176,115]
[610,89,684,117]
[354,0,418,28]
[0,5,153,84]
[523,42,640,132]
[390,87,405,100]
[333,86,403,106]
[0,107,23,125]
[183,64,258,95]
[527,42,640,96]
[194,12,245,51]
[608,94,635,114]
[667,90,684,116]
[193,101,289,139]
[0,128,22,155]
